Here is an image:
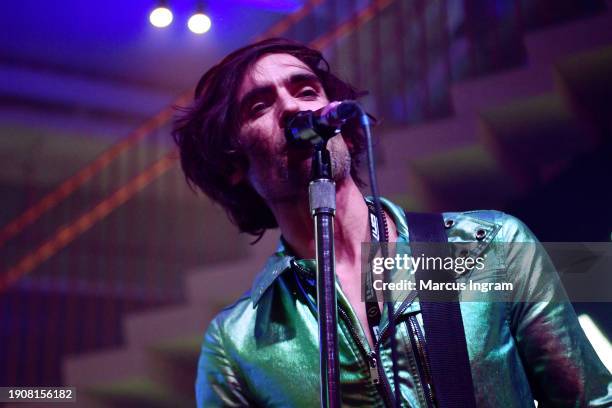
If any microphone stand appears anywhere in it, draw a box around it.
[286,103,396,407]
[309,143,341,408]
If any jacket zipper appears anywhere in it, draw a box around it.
[408,315,435,407]
[293,262,433,407]
[337,307,394,407]
[290,262,390,403]
[337,291,421,408]
[371,299,436,408]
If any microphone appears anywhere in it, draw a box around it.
[285,100,360,146]
[316,100,360,127]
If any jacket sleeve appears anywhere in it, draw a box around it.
[196,317,253,408]
[504,215,612,407]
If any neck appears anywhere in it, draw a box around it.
[271,177,371,265]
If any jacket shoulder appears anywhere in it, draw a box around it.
[206,290,255,338]
[197,291,256,407]
[442,210,538,242]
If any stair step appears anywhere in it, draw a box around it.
[555,45,612,132]
[452,65,554,117]
[124,305,215,347]
[480,93,598,187]
[64,337,200,407]
[408,145,519,211]
[64,348,149,387]
[148,335,202,397]
[525,5,612,68]
[381,114,480,164]
[85,377,192,408]
[151,335,201,367]
[185,230,278,307]
[64,346,194,407]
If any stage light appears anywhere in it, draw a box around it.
[150,1,173,28]
[188,13,211,34]
[188,2,211,34]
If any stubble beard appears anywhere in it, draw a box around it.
[248,135,352,206]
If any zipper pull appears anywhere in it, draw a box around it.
[369,352,381,385]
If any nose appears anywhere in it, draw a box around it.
[278,92,301,129]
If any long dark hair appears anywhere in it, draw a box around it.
[172,38,366,237]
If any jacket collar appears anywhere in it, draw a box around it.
[250,197,409,306]
[249,242,292,306]
[249,202,503,307]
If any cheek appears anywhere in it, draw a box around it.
[239,128,286,172]
[239,116,280,150]
[238,124,268,154]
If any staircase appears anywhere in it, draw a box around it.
[17,6,610,408]
[377,5,612,212]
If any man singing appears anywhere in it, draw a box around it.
[173,38,611,407]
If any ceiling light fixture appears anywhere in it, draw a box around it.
[188,2,212,34]
[149,0,173,28]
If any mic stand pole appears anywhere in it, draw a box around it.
[309,143,341,408]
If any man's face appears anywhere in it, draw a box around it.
[235,53,351,204]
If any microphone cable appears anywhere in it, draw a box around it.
[357,106,401,408]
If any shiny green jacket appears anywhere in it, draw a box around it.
[196,199,612,407]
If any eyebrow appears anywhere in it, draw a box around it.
[239,73,322,112]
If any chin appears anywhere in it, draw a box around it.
[330,150,352,183]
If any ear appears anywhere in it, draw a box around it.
[226,153,248,186]
[228,166,245,186]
